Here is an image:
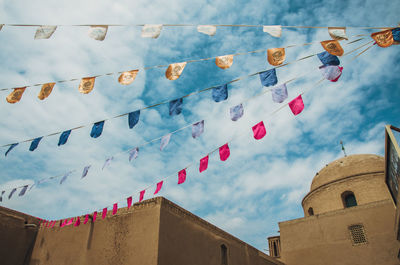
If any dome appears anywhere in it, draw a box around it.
[310,154,384,192]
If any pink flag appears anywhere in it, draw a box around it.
[74,217,81,227]
[67,218,74,226]
[113,203,118,215]
[93,211,97,222]
[252,121,266,140]
[154,181,163,195]
[219,143,230,161]
[288,95,304,116]
[51,221,56,228]
[178,169,186,184]
[199,155,209,173]
[84,214,89,224]
[127,196,133,209]
[102,208,107,219]
[139,190,145,202]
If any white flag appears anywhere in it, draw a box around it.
[88,26,108,41]
[34,26,57,39]
[160,134,171,151]
[328,27,348,40]
[263,25,282,38]
[197,25,217,36]
[141,24,163,39]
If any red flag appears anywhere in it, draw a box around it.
[84,214,89,224]
[219,143,230,161]
[51,221,56,228]
[288,95,304,116]
[154,181,163,195]
[67,218,74,226]
[102,208,107,219]
[113,203,118,215]
[252,121,266,140]
[199,155,209,173]
[178,169,186,184]
[127,196,133,209]
[93,211,97,222]
[139,190,145,202]
[74,217,81,227]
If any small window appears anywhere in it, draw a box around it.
[221,244,228,265]
[348,224,367,245]
[308,207,314,216]
[341,191,357,208]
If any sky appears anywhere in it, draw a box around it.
[0,0,399,252]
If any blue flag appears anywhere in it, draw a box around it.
[259,68,278,87]
[392,27,400,42]
[29,137,43,151]
[58,130,71,146]
[5,143,18,156]
[212,84,228,102]
[90,121,105,138]
[128,110,140,129]
[169,98,183,116]
[8,188,17,199]
[317,51,340,66]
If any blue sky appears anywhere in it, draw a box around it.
[0,0,399,252]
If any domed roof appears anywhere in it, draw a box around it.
[310,154,384,192]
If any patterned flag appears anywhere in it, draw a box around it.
[320,65,343,82]
[259,68,278,87]
[29,137,43,152]
[178,169,186,184]
[38,82,56,100]
[102,157,113,170]
[113,203,118,215]
[139,190,145,202]
[219,144,230,161]
[90,121,105,138]
[128,110,140,129]
[169,98,183,116]
[88,26,108,41]
[215,55,234,69]
[8,188,17,199]
[129,147,139,162]
[127,196,133,209]
[160,134,171,151]
[230,104,244,121]
[58,130,72,146]
[6,87,26,104]
[81,165,91,179]
[165,62,187,80]
[199,155,209,173]
[141,24,163,38]
[5,143,18,156]
[84,214,89,224]
[74,217,81,227]
[271,84,288,103]
[267,48,285,66]
[197,25,217,36]
[102,208,107,219]
[288,95,305,116]
[18,185,28,196]
[78,77,95,94]
[317,51,340,66]
[263,25,282,37]
[34,26,57,39]
[154,181,163,195]
[371,29,393,48]
[118,70,139,85]
[328,27,348,40]
[320,40,344,56]
[192,120,204,138]
[252,121,266,140]
[60,171,72,184]
[212,84,228,102]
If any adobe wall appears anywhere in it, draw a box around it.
[29,199,161,265]
[157,198,283,265]
[279,200,399,265]
[0,206,40,265]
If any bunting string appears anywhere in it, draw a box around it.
[0,38,369,152]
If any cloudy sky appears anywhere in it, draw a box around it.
[0,0,399,252]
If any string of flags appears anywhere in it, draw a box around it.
[1,38,369,155]
[1,42,374,201]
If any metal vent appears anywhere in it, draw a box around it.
[349,224,367,245]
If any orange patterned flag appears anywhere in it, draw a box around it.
[267,48,285,66]
[78,77,95,94]
[371,29,394,48]
[215,55,234,69]
[6,87,26,103]
[165,62,187,80]
[328,27,348,40]
[38,82,55,100]
[118,70,139,85]
[320,40,344,56]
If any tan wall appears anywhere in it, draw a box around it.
[29,199,161,265]
[279,200,399,265]
[0,206,40,265]
[157,198,283,265]
[302,173,391,216]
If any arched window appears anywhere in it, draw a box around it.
[342,191,357,208]
[221,244,228,265]
[308,207,314,216]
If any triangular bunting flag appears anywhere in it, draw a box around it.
[5,143,18,157]
[219,143,230,161]
[230,103,244,121]
[154,181,163,195]
[127,196,133,209]
[317,51,340,66]
[192,120,204,138]
[328,27,348,40]
[81,165,91,179]
[113,203,118,215]
[141,24,163,38]
[371,29,394,48]
[118,70,139,85]
[78,77,95,94]
[88,25,108,41]
[128,110,140,129]
[263,25,282,37]
[160,134,171,151]
[6,87,26,104]
[288,95,305,116]
[271,84,288,103]
[215,55,234,69]
[102,208,107,219]
[199,155,209,173]
[29,137,43,151]
[267,48,285,66]
[178,169,186,184]
[34,25,57,39]
[259,68,278,87]
[139,190,145,202]
[18,185,28,196]
[321,40,344,56]
[212,84,228,102]
[38,82,56,100]
[252,121,266,140]
[58,130,71,146]
[129,147,139,162]
[169,98,183,116]
[197,25,217,36]
[166,62,187,80]
[90,121,105,138]
[320,65,343,82]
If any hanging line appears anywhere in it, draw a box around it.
[0,38,368,149]
[0,35,365,92]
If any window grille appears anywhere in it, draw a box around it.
[348,224,367,245]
